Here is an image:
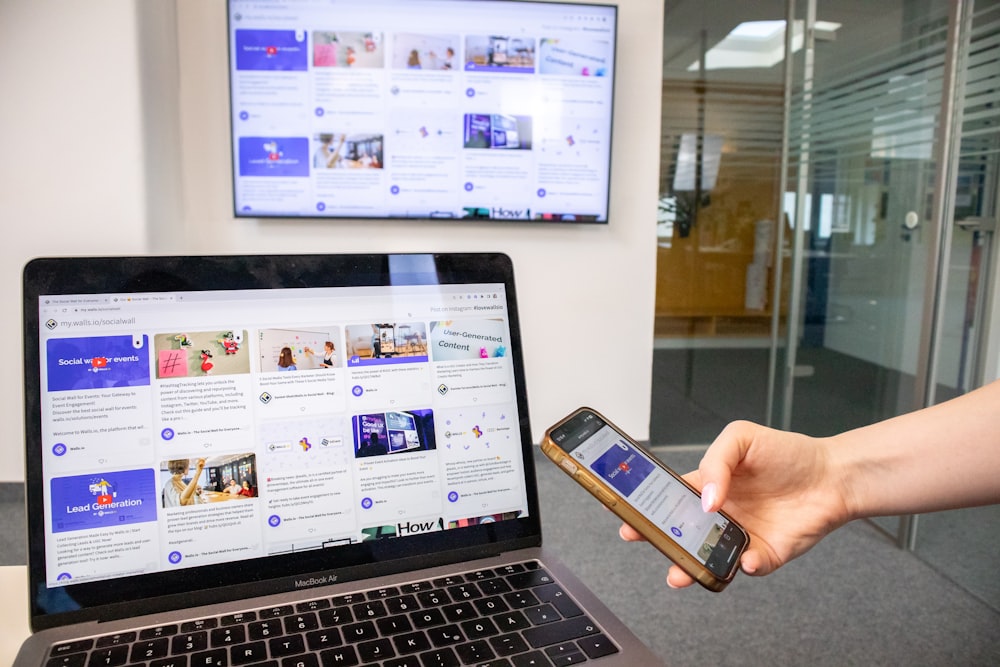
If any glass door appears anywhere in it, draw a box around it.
[779,0,1000,609]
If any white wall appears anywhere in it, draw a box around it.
[0,0,663,483]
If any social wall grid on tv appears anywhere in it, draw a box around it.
[228,0,617,222]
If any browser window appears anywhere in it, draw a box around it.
[37,282,528,586]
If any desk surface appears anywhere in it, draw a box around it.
[2,566,31,665]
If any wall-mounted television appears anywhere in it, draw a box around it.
[227,0,618,223]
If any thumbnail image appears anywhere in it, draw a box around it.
[448,510,522,529]
[464,35,536,73]
[153,331,250,379]
[234,29,309,72]
[344,322,428,367]
[258,327,342,372]
[392,33,459,70]
[46,335,151,392]
[538,36,611,77]
[429,319,508,361]
[238,137,311,178]
[313,133,383,170]
[159,452,258,508]
[313,31,383,68]
[50,468,158,533]
[352,409,436,458]
[463,114,532,150]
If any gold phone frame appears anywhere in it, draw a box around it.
[541,407,748,592]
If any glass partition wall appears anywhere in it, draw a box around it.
[654,0,1000,609]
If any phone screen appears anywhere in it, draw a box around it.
[550,410,746,579]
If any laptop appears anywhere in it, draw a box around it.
[17,253,662,666]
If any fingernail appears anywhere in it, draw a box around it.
[701,482,717,513]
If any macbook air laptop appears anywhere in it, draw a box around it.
[17,253,662,666]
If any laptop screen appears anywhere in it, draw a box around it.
[23,253,540,629]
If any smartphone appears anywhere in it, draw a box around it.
[542,407,749,591]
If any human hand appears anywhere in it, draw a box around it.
[196,458,207,469]
[620,420,851,588]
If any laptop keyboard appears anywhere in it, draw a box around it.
[46,561,620,667]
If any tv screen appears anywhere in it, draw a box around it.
[227,0,618,223]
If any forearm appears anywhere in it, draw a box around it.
[831,380,1000,520]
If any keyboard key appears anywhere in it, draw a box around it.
[386,594,419,614]
[284,612,320,633]
[416,589,449,607]
[493,610,530,632]
[442,601,476,623]
[249,619,284,640]
[474,595,510,616]
[490,632,530,657]
[211,625,246,647]
[367,586,400,600]
[533,585,582,619]
[351,600,387,620]
[427,624,464,647]
[495,563,526,576]
[479,578,513,595]
[319,644,359,666]
[465,569,495,581]
[150,658,190,667]
[181,618,218,633]
[410,608,446,629]
[282,654,319,667]
[297,598,331,613]
[87,645,129,667]
[393,630,432,655]
[504,590,540,609]
[46,654,87,667]
[456,639,495,664]
[306,627,343,651]
[222,611,257,625]
[432,575,465,588]
[358,637,395,662]
[447,583,481,601]
[460,616,499,640]
[319,606,353,627]
[524,603,561,626]
[545,641,587,665]
[523,617,599,649]
[383,657,423,667]
[269,633,306,657]
[51,639,94,657]
[399,580,434,594]
[417,647,460,667]
[577,633,619,659]
[511,651,552,667]
[330,592,366,606]
[376,614,414,636]
[259,604,295,618]
[190,648,227,667]
[129,638,169,662]
[171,632,209,654]
[140,625,179,639]
[342,620,379,643]
[95,632,136,648]
[507,570,554,590]
[229,640,268,665]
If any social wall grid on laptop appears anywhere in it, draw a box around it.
[23,255,544,616]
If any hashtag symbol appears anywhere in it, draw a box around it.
[162,351,183,374]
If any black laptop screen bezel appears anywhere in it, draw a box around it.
[22,253,542,631]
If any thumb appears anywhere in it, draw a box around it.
[698,420,757,512]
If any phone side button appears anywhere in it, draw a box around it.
[594,489,617,507]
